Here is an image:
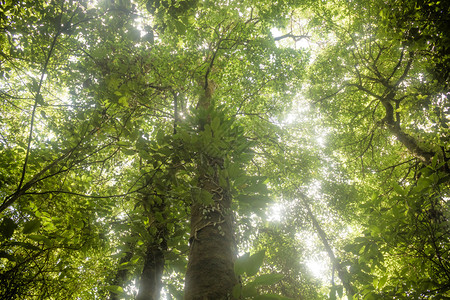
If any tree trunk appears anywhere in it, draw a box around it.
[137,193,168,300]
[380,97,435,164]
[110,241,135,300]
[136,241,166,300]
[184,159,237,299]
[298,192,355,299]
[184,79,237,299]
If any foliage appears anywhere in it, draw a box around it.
[1,0,449,299]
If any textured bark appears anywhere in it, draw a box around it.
[136,241,166,300]
[184,76,237,299]
[380,97,435,163]
[184,164,237,299]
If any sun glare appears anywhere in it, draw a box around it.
[266,202,283,222]
[297,231,330,284]
[306,256,328,280]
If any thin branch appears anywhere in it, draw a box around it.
[313,86,346,104]
[204,39,220,91]
[274,33,310,41]
[387,48,405,82]
[23,188,156,199]
[346,83,383,100]
[376,158,416,172]
[17,15,62,191]
[1,150,73,213]
[359,130,375,158]
[173,91,178,134]
[394,52,414,88]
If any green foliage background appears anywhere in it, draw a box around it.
[0,0,448,299]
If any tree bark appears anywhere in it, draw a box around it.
[184,160,237,299]
[380,96,435,164]
[136,241,166,300]
[184,79,237,299]
[348,82,438,165]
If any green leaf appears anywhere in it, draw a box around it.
[242,284,258,297]
[415,177,432,193]
[28,234,50,245]
[369,224,380,235]
[128,28,141,42]
[344,242,365,255]
[28,234,42,242]
[0,251,16,261]
[118,96,129,107]
[36,94,45,105]
[174,19,186,34]
[121,148,135,156]
[363,291,377,300]
[234,252,250,276]
[117,141,131,147]
[330,289,337,300]
[254,294,293,300]
[191,188,214,205]
[431,153,439,168]
[0,217,17,239]
[246,249,266,276]
[252,273,284,286]
[243,181,269,194]
[202,124,213,143]
[23,219,41,234]
[373,278,378,289]
[105,285,125,294]
[437,174,450,185]
[11,241,40,251]
[167,284,183,299]
[392,183,405,196]
[118,261,135,270]
[336,285,343,298]
[236,194,271,210]
[155,212,164,223]
[211,116,220,133]
[378,275,388,288]
[232,284,242,298]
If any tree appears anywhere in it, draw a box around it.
[1,0,449,299]
[304,0,450,297]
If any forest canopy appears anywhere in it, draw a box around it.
[0,0,449,299]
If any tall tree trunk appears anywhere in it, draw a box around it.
[137,194,168,300]
[110,240,135,300]
[136,240,166,300]
[184,80,237,299]
[184,160,236,299]
[298,191,355,299]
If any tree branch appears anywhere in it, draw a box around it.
[296,190,355,298]
[1,150,73,213]
[381,92,435,163]
[274,33,310,42]
[17,13,62,192]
